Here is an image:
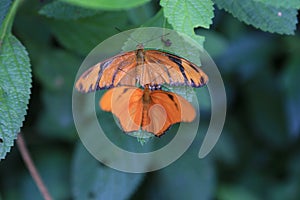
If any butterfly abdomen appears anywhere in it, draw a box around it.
[141,104,150,127]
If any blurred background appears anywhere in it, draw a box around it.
[0,0,300,199]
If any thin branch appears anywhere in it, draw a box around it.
[17,133,53,200]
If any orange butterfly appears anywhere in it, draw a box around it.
[99,84,196,137]
[76,45,208,93]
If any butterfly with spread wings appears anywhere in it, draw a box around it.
[75,45,208,93]
[99,84,196,137]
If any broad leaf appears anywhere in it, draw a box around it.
[0,34,31,159]
[39,1,99,20]
[72,143,145,200]
[34,50,80,140]
[34,49,80,92]
[160,0,214,45]
[214,0,298,35]
[61,0,150,10]
[47,12,128,55]
[253,0,300,9]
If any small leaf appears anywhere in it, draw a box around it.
[253,0,300,9]
[0,0,12,27]
[72,143,145,200]
[47,12,128,55]
[39,1,99,20]
[0,34,31,159]
[61,0,150,10]
[214,0,298,35]
[122,28,202,66]
[160,0,214,45]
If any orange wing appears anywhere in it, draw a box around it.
[144,50,208,87]
[99,86,143,132]
[143,89,196,136]
[76,49,208,93]
[76,51,137,93]
[99,86,196,137]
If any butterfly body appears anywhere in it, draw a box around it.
[99,85,196,136]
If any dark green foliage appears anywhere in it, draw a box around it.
[0,0,299,199]
[214,0,298,34]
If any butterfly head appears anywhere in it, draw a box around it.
[136,43,145,50]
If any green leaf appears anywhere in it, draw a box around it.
[37,91,76,140]
[34,50,80,140]
[14,4,53,65]
[61,0,150,10]
[72,143,145,200]
[253,0,300,9]
[160,0,214,45]
[39,1,99,20]
[47,12,128,55]
[0,0,12,27]
[127,2,156,25]
[0,34,31,159]
[122,28,202,66]
[34,49,80,92]
[214,0,298,35]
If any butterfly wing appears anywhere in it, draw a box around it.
[76,49,208,93]
[142,50,208,87]
[142,90,196,136]
[99,86,143,132]
[76,51,138,93]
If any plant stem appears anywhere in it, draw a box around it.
[0,0,23,44]
[17,133,53,200]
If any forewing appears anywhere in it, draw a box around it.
[75,51,137,93]
[143,50,208,87]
